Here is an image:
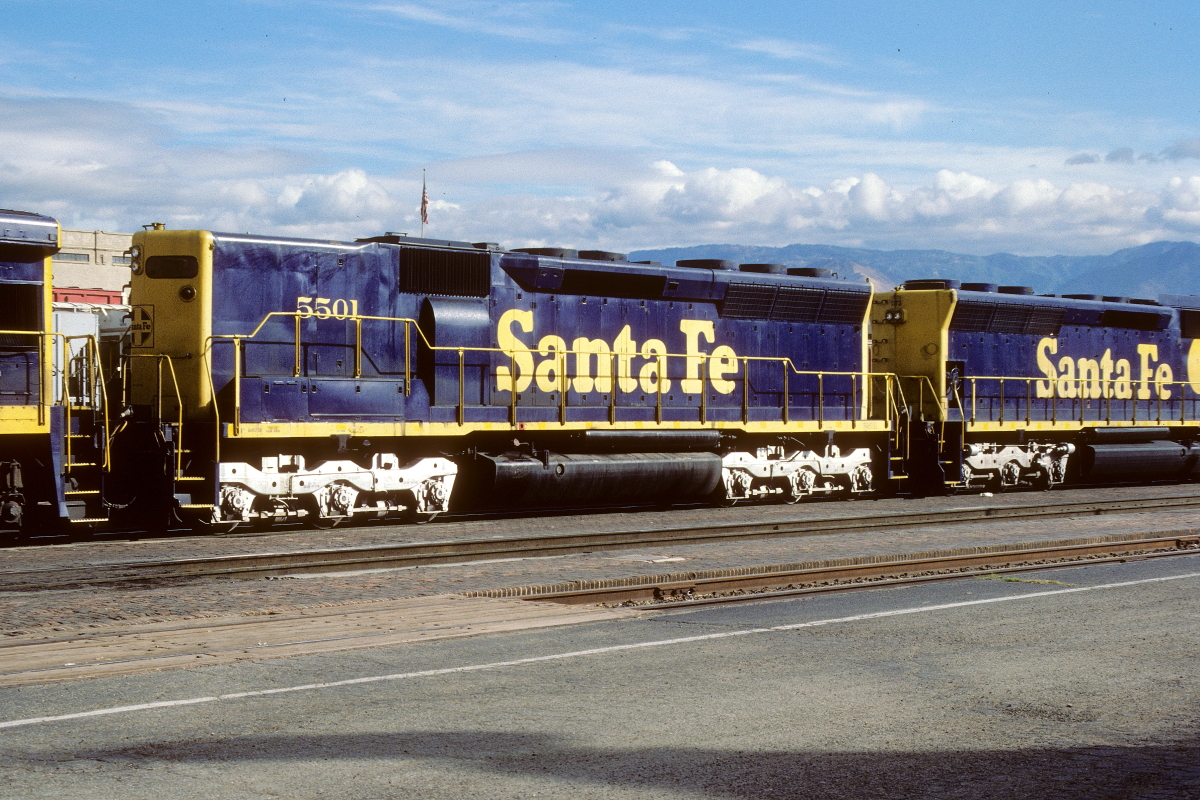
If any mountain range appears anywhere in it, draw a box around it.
[627,241,1200,300]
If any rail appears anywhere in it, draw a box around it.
[201,311,910,436]
[2,490,1196,588]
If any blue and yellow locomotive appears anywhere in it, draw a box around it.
[108,224,1200,534]
[0,209,110,540]
[117,229,893,531]
[873,280,1200,490]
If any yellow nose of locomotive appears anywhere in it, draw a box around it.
[128,228,215,420]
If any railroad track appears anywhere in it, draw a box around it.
[3,492,1200,591]
[510,534,1200,606]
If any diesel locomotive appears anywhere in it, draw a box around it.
[9,215,1200,540]
[113,229,889,532]
[874,280,1200,491]
[0,209,111,536]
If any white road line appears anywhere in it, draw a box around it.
[3,569,1197,731]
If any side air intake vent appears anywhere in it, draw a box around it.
[722,283,777,318]
[950,300,1065,335]
[399,247,490,297]
[721,284,869,324]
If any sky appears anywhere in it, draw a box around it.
[1,0,1199,256]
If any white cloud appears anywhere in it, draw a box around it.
[1159,176,1200,229]
[734,38,841,65]
[365,1,570,41]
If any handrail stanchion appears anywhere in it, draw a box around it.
[293,315,301,377]
[741,357,749,425]
[609,353,617,425]
[510,352,518,427]
[560,349,568,426]
[782,363,789,425]
[91,337,111,469]
[404,321,411,396]
[818,372,824,426]
[161,355,185,479]
[233,338,242,437]
[999,379,1005,424]
[457,348,465,426]
[852,372,858,425]
[354,317,362,379]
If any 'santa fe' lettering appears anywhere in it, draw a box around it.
[495,312,740,395]
[1036,337,1173,399]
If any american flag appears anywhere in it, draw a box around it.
[420,173,429,226]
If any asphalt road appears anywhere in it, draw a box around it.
[2,555,1198,799]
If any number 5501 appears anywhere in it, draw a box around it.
[296,297,359,319]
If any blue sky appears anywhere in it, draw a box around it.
[1,0,1198,255]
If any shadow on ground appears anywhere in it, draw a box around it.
[57,729,1200,799]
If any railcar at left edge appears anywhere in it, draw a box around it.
[109,227,896,533]
[0,209,112,542]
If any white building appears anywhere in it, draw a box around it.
[52,228,133,303]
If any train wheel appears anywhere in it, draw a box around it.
[308,515,344,530]
[1029,467,1053,491]
[191,519,240,536]
[399,508,437,524]
[186,510,239,536]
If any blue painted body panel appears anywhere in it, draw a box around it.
[947,290,1194,425]
[207,234,873,430]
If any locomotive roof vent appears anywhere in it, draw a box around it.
[903,279,960,290]
[1103,296,1130,303]
[676,258,738,270]
[788,266,833,279]
[740,263,788,274]
[633,260,661,265]
[961,282,998,292]
[998,286,1034,295]
[578,250,628,262]
[514,247,578,258]
[1064,294,1102,301]
[1130,298,1161,305]
[472,242,501,250]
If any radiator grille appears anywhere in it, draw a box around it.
[819,289,870,325]
[951,300,1065,335]
[771,287,824,322]
[722,283,869,325]
[721,283,778,319]
[399,247,490,297]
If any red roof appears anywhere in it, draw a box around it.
[53,288,125,305]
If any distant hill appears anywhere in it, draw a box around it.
[627,241,1200,299]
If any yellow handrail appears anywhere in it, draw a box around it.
[197,309,910,434]
[957,373,1197,426]
[128,352,186,478]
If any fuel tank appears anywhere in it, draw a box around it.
[457,451,723,509]
[1076,440,1200,481]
